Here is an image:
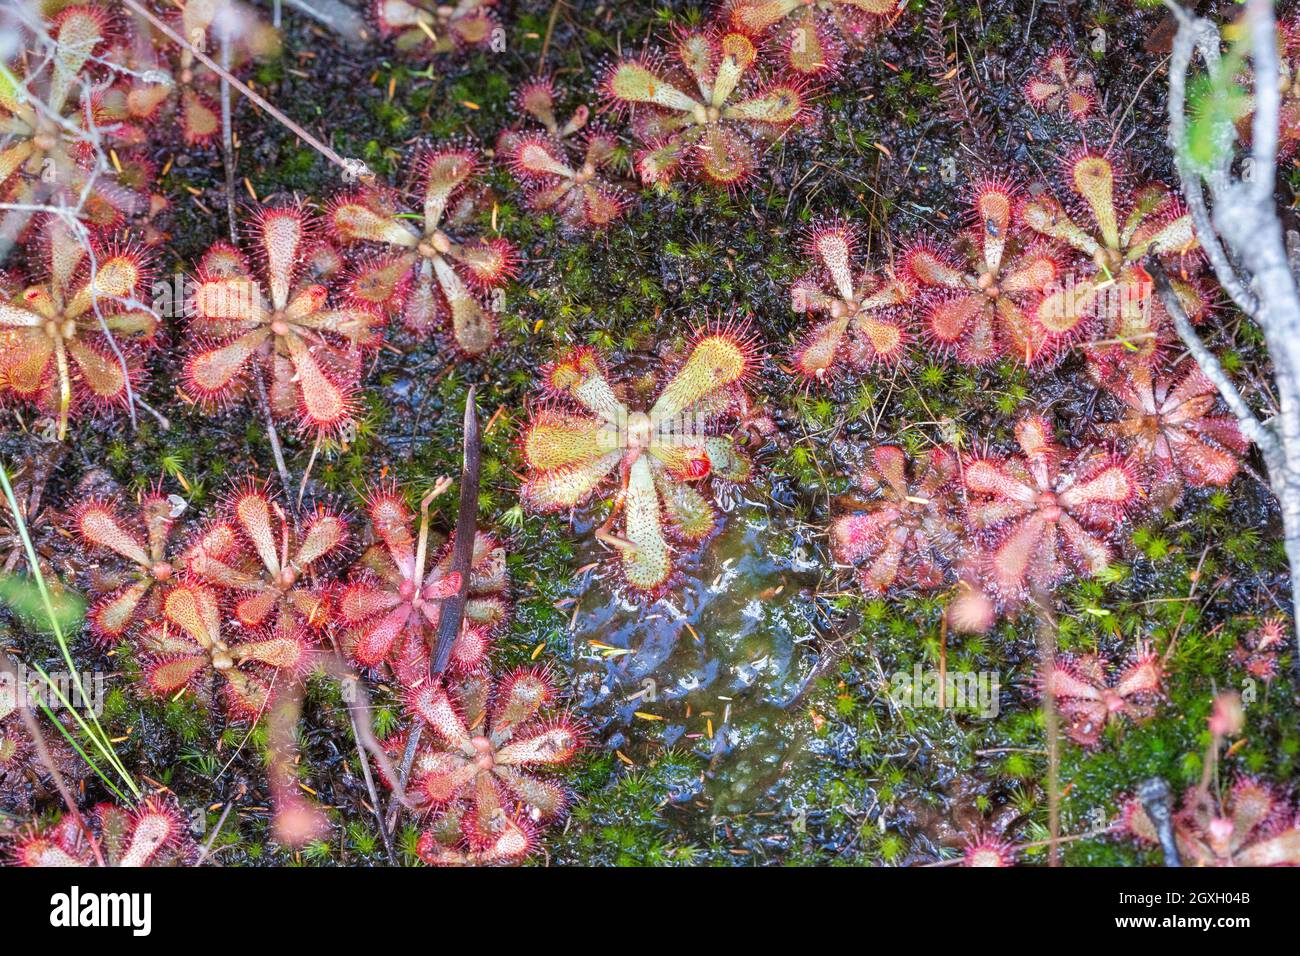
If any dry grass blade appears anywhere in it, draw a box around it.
[431,386,481,677]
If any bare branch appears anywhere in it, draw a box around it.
[1246,0,1280,206]
[1137,777,1182,867]
[1162,2,1260,314]
[1147,256,1283,467]
[319,645,398,865]
[220,34,238,245]
[252,363,294,499]
[195,801,234,866]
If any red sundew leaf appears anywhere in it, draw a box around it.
[234,589,279,629]
[473,816,536,862]
[48,5,110,109]
[232,486,281,575]
[964,459,1034,502]
[926,292,986,348]
[184,328,268,400]
[422,571,461,601]
[407,684,472,750]
[295,511,347,567]
[365,485,415,562]
[1170,431,1242,487]
[606,62,699,112]
[792,316,850,380]
[113,797,189,868]
[66,339,130,404]
[338,583,404,627]
[493,666,553,734]
[183,521,247,584]
[1055,513,1112,575]
[14,834,92,867]
[67,256,144,321]
[143,653,208,696]
[420,148,478,226]
[1114,654,1162,698]
[197,242,249,280]
[193,276,263,323]
[1058,462,1136,509]
[282,332,357,434]
[1068,152,1121,250]
[465,592,507,628]
[414,751,477,804]
[579,184,625,228]
[330,193,417,247]
[784,6,845,75]
[1015,416,1055,459]
[283,284,328,322]
[446,624,491,671]
[987,511,1049,593]
[72,501,150,566]
[522,409,607,470]
[833,511,895,565]
[235,631,309,672]
[89,580,152,640]
[1043,661,1104,702]
[292,589,331,629]
[180,88,220,143]
[453,237,517,287]
[810,226,857,299]
[495,722,583,767]
[162,584,221,646]
[505,135,573,180]
[347,250,415,312]
[904,243,966,289]
[256,206,308,310]
[693,125,758,185]
[727,82,807,126]
[349,604,409,667]
[971,180,1017,270]
[2,330,54,397]
[518,76,557,127]
[1066,87,1096,120]
[1025,77,1063,107]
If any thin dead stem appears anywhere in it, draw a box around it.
[0,650,105,867]
[1032,591,1061,867]
[121,0,363,178]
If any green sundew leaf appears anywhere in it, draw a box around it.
[0,63,25,112]
[0,573,85,634]
[1183,52,1249,174]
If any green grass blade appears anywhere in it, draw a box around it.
[0,461,141,799]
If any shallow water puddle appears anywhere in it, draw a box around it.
[568,488,826,814]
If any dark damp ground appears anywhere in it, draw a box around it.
[1,0,1298,865]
